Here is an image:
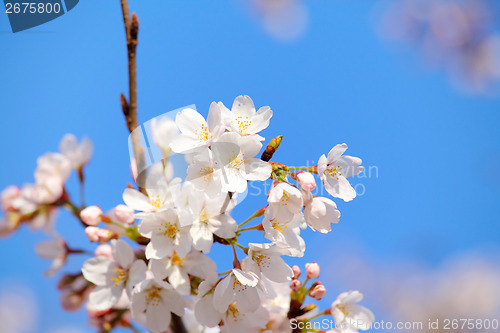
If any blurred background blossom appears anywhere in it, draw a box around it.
[323,247,500,333]
[243,0,309,41]
[377,0,500,94]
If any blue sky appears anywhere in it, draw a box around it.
[1,1,499,332]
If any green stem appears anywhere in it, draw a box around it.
[218,270,232,276]
[304,310,329,322]
[238,209,263,229]
[286,166,318,174]
[238,225,260,233]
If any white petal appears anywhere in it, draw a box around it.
[261,256,293,283]
[111,239,135,269]
[35,239,64,259]
[327,143,348,163]
[213,275,234,313]
[235,286,260,313]
[249,106,272,134]
[170,135,207,154]
[127,260,147,295]
[324,176,357,202]
[347,304,375,329]
[176,108,207,137]
[123,188,152,212]
[160,288,185,316]
[232,269,258,287]
[194,294,222,327]
[168,266,190,295]
[88,286,121,311]
[146,302,172,333]
[146,235,173,259]
[232,95,256,117]
[82,257,114,286]
[241,159,272,181]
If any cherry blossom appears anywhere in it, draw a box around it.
[59,134,93,169]
[35,235,68,277]
[318,143,363,202]
[268,182,303,222]
[212,132,272,193]
[331,291,375,331]
[213,268,262,314]
[170,104,225,153]
[82,239,147,310]
[218,95,273,141]
[149,250,217,295]
[138,209,192,259]
[131,277,185,333]
[242,243,294,283]
[184,190,237,253]
[122,162,179,218]
[151,116,179,155]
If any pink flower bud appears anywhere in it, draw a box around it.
[80,206,103,226]
[292,265,301,279]
[290,279,302,292]
[305,262,320,279]
[113,204,135,225]
[297,172,316,191]
[94,244,113,258]
[309,283,326,300]
[85,227,115,243]
[1,185,21,212]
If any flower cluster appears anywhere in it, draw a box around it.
[0,96,373,333]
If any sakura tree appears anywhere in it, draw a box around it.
[0,1,374,333]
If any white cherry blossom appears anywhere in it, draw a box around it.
[268,182,303,222]
[35,235,68,277]
[151,116,179,155]
[318,144,363,202]
[138,209,192,259]
[213,268,262,314]
[122,162,180,218]
[149,250,217,295]
[331,291,375,331]
[184,190,237,253]
[218,95,273,141]
[170,104,225,153]
[59,134,93,169]
[211,132,272,193]
[303,190,340,233]
[34,152,71,184]
[185,149,223,196]
[131,277,185,333]
[262,206,305,257]
[241,243,293,283]
[82,239,147,311]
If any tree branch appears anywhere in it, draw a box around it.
[119,0,146,192]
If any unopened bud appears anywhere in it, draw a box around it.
[290,279,302,292]
[261,135,283,162]
[292,265,301,279]
[309,282,326,300]
[305,262,320,279]
[80,206,103,226]
[297,171,316,191]
[113,204,135,224]
[95,244,113,258]
[85,227,116,243]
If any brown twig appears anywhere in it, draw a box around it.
[119,0,146,192]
